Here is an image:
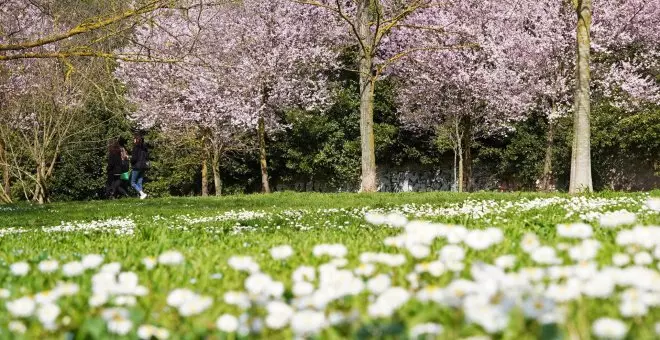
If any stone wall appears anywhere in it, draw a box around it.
[273,161,659,193]
[274,166,498,193]
[377,169,455,192]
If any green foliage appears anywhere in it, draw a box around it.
[7,55,658,202]
[144,131,203,197]
[270,91,361,189]
[27,95,660,201]
[269,77,436,190]
[50,85,133,201]
[0,192,658,338]
[495,113,548,190]
[591,103,660,190]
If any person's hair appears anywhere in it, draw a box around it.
[118,136,127,147]
[108,139,120,155]
[133,133,144,145]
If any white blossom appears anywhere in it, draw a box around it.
[228,256,260,273]
[38,260,59,273]
[592,318,628,339]
[8,320,27,334]
[290,310,326,336]
[557,223,593,239]
[10,262,29,276]
[142,257,157,270]
[158,250,184,265]
[217,314,239,332]
[6,296,36,317]
[270,245,294,260]
[81,254,104,269]
[62,261,84,277]
[599,210,636,228]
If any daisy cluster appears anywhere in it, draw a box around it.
[0,218,135,238]
[0,196,659,338]
[210,202,660,338]
[167,195,654,235]
[2,251,185,337]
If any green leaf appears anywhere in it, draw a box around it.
[539,323,563,340]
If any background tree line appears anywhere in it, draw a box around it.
[2,69,658,202]
[1,0,658,203]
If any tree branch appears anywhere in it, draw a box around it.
[0,51,180,62]
[0,0,171,52]
[375,43,477,78]
[294,0,367,54]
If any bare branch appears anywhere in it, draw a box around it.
[0,50,180,62]
[375,0,431,45]
[0,0,171,52]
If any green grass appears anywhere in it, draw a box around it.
[0,192,659,339]
[0,192,562,226]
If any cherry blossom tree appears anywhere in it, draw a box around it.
[222,0,342,193]
[0,0,193,62]
[297,0,473,192]
[393,0,536,192]
[0,0,174,202]
[1,0,220,202]
[117,0,342,193]
[568,0,660,193]
[0,59,91,203]
[570,0,593,193]
[396,0,659,192]
[115,4,251,196]
[485,0,659,192]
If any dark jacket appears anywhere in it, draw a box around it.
[108,148,129,175]
[131,143,149,170]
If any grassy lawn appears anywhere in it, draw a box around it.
[0,191,659,339]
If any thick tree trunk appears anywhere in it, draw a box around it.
[258,114,271,193]
[539,117,556,192]
[357,0,377,193]
[33,164,46,204]
[569,0,593,193]
[201,152,208,197]
[33,186,43,204]
[212,146,222,196]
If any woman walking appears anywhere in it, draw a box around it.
[106,137,130,198]
[131,133,149,199]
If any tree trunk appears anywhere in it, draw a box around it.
[201,152,208,197]
[258,113,271,193]
[452,147,458,192]
[357,0,377,193]
[461,116,473,192]
[212,146,222,196]
[33,185,42,204]
[452,117,464,193]
[33,163,46,204]
[463,144,472,192]
[569,0,593,193]
[458,148,464,193]
[539,115,556,192]
[0,139,10,202]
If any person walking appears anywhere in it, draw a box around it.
[130,133,149,199]
[106,137,130,198]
